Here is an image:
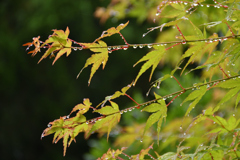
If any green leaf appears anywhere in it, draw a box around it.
[94,101,119,115]
[78,40,108,84]
[215,78,240,89]
[87,113,121,140]
[181,85,207,117]
[216,86,240,108]
[133,45,165,85]
[141,103,161,112]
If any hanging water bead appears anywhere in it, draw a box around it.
[108,47,111,50]
[147,45,152,48]
[133,45,137,49]
[73,47,77,51]
[139,45,144,48]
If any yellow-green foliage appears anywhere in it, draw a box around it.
[24,0,240,159]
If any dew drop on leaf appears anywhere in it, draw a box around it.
[233,114,235,116]
[140,139,143,143]
[133,45,137,49]
[73,47,77,51]
[147,45,152,48]
[179,126,182,130]
[108,47,111,50]
[139,45,144,48]
[207,5,210,7]
[47,124,52,127]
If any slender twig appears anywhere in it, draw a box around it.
[125,93,140,109]
[172,76,185,90]
[225,22,235,36]
[176,25,186,42]
[218,65,230,78]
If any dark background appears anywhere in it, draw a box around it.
[0,0,157,159]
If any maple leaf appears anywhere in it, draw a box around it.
[22,36,41,57]
[38,27,71,63]
[94,21,129,42]
[133,45,165,85]
[77,40,108,85]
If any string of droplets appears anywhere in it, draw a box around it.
[68,35,240,52]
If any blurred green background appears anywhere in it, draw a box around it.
[0,0,159,159]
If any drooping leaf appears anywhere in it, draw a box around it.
[181,85,208,117]
[133,45,165,85]
[52,39,72,64]
[215,86,240,109]
[86,113,121,140]
[77,40,108,84]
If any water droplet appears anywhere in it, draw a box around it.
[183,132,186,136]
[86,121,89,124]
[78,47,83,50]
[156,12,160,16]
[184,2,188,5]
[128,108,132,111]
[200,4,203,7]
[147,45,152,48]
[232,63,235,66]
[73,47,77,51]
[180,126,182,130]
[163,98,166,100]
[108,47,111,50]
[124,109,127,113]
[213,121,216,124]
[157,85,160,89]
[123,47,128,50]
[206,5,210,7]
[133,45,137,49]
[140,139,143,142]
[200,144,203,146]
[193,3,198,6]
[182,41,186,44]
[117,46,121,49]
[233,114,235,116]
[66,115,70,119]
[113,46,116,49]
[120,111,123,114]
[186,10,189,13]
[139,45,143,48]
[207,84,210,88]
[47,124,52,127]
[108,51,112,53]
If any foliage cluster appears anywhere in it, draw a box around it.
[24,0,240,159]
